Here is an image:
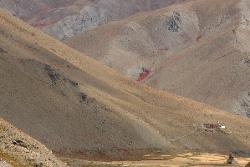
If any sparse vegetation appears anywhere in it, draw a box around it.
[45,65,61,84]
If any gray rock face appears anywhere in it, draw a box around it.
[0,0,77,21]
[43,4,102,40]
[0,0,182,40]
[42,0,181,40]
[235,92,250,117]
[166,12,182,32]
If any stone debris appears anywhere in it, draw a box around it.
[166,12,182,32]
[12,139,28,149]
[0,119,68,167]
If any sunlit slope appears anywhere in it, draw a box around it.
[66,0,250,117]
[0,9,249,159]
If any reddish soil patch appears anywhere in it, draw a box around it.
[137,68,151,81]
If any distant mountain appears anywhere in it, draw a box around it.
[0,0,187,40]
[66,0,250,117]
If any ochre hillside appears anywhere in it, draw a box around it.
[0,9,249,161]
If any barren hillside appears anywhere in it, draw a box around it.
[66,0,250,117]
[0,9,250,161]
[0,0,187,40]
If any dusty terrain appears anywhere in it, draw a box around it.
[63,153,250,167]
[66,0,250,117]
[0,8,250,163]
[0,0,187,40]
[0,118,68,167]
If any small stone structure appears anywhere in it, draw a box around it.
[202,123,226,132]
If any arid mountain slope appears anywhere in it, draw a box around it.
[0,0,187,40]
[0,9,250,160]
[0,118,68,167]
[66,0,250,117]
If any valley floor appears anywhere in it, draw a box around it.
[62,153,250,167]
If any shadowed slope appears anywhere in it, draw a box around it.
[0,9,249,160]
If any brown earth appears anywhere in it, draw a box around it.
[66,0,250,117]
[0,9,250,161]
